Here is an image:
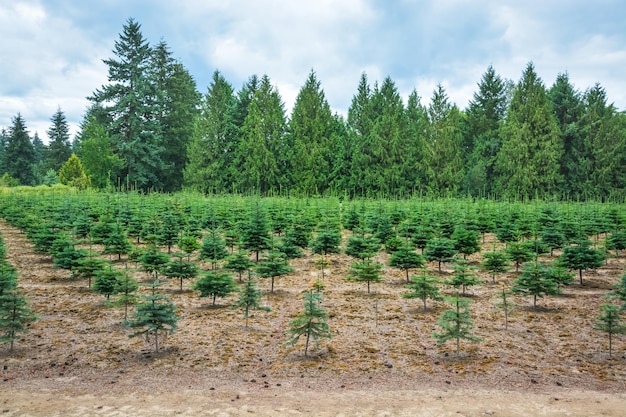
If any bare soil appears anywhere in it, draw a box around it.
[1,220,625,416]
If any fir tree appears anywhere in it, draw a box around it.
[93,266,122,300]
[74,257,107,288]
[388,244,425,282]
[224,251,254,283]
[139,243,170,280]
[423,238,457,272]
[163,253,199,291]
[255,250,293,293]
[505,242,534,272]
[481,251,510,283]
[240,204,271,261]
[0,289,37,352]
[285,291,332,356]
[233,272,270,328]
[558,240,605,285]
[344,233,380,260]
[127,280,179,353]
[495,288,515,330]
[0,262,17,297]
[445,261,481,296]
[199,228,229,269]
[45,107,72,172]
[594,304,626,358]
[452,227,481,259]
[115,269,138,322]
[310,223,342,257]
[347,258,383,294]
[102,223,132,260]
[4,114,35,185]
[193,270,237,305]
[403,269,443,311]
[58,154,90,188]
[433,292,482,354]
[511,261,561,309]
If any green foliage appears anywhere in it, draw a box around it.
[344,233,380,260]
[115,270,139,322]
[139,244,170,280]
[388,244,425,282]
[403,269,443,310]
[224,251,254,282]
[511,261,561,308]
[347,258,383,294]
[127,280,179,352]
[495,288,515,330]
[445,261,481,296]
[45,108,73,173]
[0,262,18,297]
[424,238,457,272]
[505,242,534,272]
[4,114,35,185]
[74,257,107,287]
[255,250,293,293]
[0,289,37,351]
[451,227,481,259]
[594,304,626,358]
[102,224,132,260]
[232,272,270,328]
[481,251,510,283]
[163,253,199,291]
[240,204,271,261]
[432,292,482,353]
[193,270,238,305]
[310,224,342,256]
[58,154,91,189]
[93,266,122,300]
[285,291,332,356]
[558,240,606,285]
[199,228,229,269]
[606,230,626,256]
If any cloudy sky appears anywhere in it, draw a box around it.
[1,0,625,142]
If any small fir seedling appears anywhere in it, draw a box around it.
[193,270,238,306]
[594,304,626,358]
[115,269,139,322]
[163,253,199,291]
[432,291,482,354]
[424,238,457,273]
[255,250,293,293]
[127,280,179,353]
[388,244,425,282]
[445,261,481,296]
[403,269,443,311]
[224,251,254,283]
[495,288,515,330]
[93,266,122,300]
[232,272,270,328]
[511,261,561,309]
[285,291,332,356]
[347,258,383,294]
[0,288,37,352]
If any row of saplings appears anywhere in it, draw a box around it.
[2,227,626,358]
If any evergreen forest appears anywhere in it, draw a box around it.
[1,18,626,201]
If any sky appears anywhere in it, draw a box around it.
[1,0,625,142]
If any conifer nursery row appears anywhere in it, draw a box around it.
[0,189,625,362]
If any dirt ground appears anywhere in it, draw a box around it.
[1,220,625,416]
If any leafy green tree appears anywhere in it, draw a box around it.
[558,240,605,285]
[233,272,270,328]
[193,270,238,305]
[285,291,332,356]
[424,238,457,272]
[345,72,374,196]
[594,304,626,358]
[388,244,425,282]
[256,250,293,293]
[184,70,237,193]
[4,114,35,185]
[93,266,122,300]
[403,269,443,310]
[347,258,383,294]
[481,251,510,283]
[178,234,200,260]
[288,70,335,194]
[75,112,124,189]
[433,292,481,354]
[511,261,561,308]
[0,289,37,352]
[127,280,179,353]
[163,253,199,291]
[58,154,90,189]
[45,107,72,172]
[495,62,563,198]
[446,261,481,296]
[224,251,253,283]
[199,228,229,269]
[89,18,164,190]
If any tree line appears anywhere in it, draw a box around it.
[1,18,625,200]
